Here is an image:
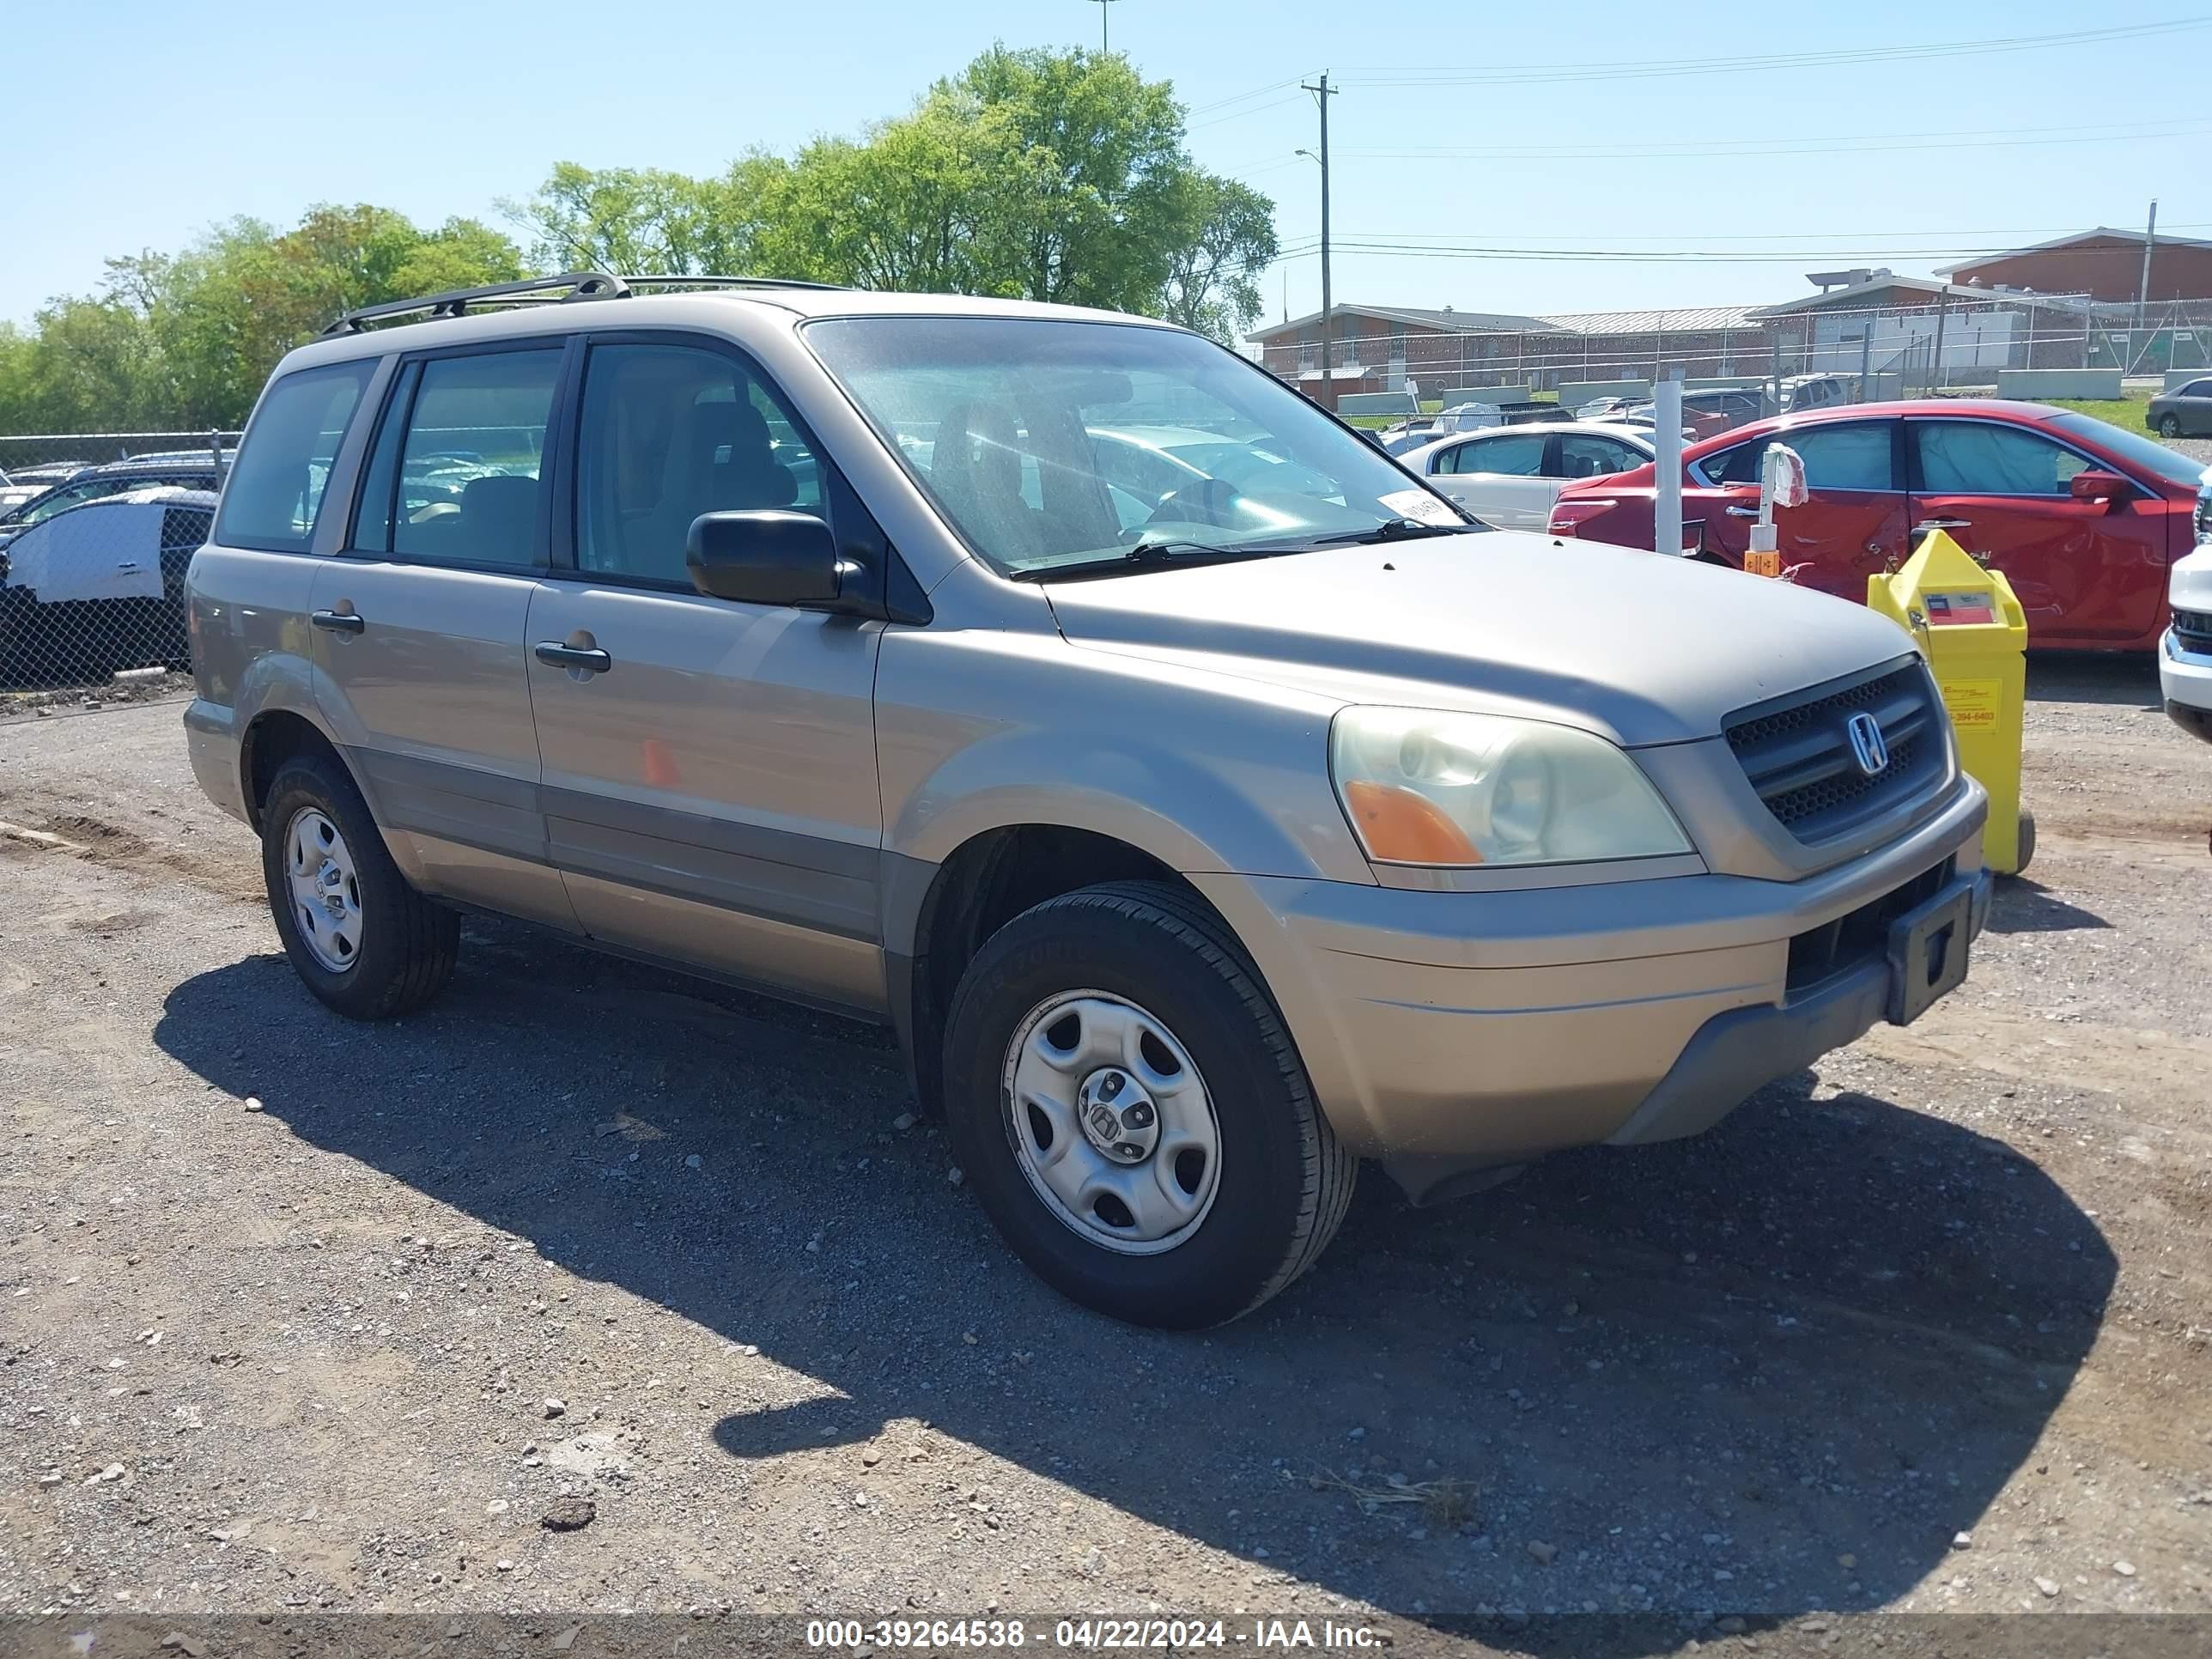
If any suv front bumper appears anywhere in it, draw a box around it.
[1192,773,1989,1201]
[2160,626,2212,744]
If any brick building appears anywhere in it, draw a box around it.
[1938,228,2212,306]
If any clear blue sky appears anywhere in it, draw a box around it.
[9,1,2208,330]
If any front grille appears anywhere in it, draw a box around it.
[2174,607,2212,656]
[1724,660,1946,844]
[1786,856,1954,991]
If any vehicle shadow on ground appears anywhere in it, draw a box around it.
[2024,652,2161,708]
[153,921,2113,1650]
[1984,875,2111,934]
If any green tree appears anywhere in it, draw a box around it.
[944,46,1188,311]
[1158,174,1279,343]
[502,160,781,276]
[0,205,526,431]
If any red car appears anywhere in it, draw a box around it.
[1547,400,2205,650]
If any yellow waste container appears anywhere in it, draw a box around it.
[1867,530,2033,873]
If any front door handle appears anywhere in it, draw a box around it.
[311,609,365,635]
[1914,518,1972,532]
[535,641,611,674]
[1725,504,1761,519]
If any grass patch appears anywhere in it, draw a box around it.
[2039,390,2152,430]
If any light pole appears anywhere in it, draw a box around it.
[1296,69,1337,403]
[1086,0,1117,53]
[1295,146,1330,397]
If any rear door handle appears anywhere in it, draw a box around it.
[1725,504,1760,519]
[1914,518,1972,532]
[535,641,611,674]
[116,561,141,571]
[310,609,365,635]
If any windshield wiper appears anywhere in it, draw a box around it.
[1011,538,1278,581]
[1297,516,1471,548]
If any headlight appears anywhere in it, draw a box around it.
[1330,706,1692,868]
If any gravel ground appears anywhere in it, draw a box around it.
[1,661,2209,1652]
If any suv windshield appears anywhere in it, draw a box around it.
[803,317,1464,576]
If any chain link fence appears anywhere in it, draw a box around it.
[1256,295,2212,407]
[0,431,237,716]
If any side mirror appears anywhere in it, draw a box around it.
[2069,469,2134,506]
[686,510,842,606]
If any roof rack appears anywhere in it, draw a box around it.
[320,270,847,337]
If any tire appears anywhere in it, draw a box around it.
[259,750,459,1020]
[2159,414,2184,438]
[941,880,1355,1329]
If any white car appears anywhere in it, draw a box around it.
[1398,421,1655,532]
[0,486,215,678]
[2161,470,2212,743]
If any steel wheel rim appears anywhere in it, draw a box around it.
[1001,989,1223,1256]
[283,807,362,974]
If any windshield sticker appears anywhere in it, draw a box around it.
[1379,489,1462,526]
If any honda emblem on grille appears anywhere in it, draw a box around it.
[1845,711,1889,776]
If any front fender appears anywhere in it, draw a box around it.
[875,625,1376,887]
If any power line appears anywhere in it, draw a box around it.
[1263,235,2212,265]
[1331,118,2212,164]
[1329,15,2212,88]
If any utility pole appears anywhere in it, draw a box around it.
[1087,0,1116,53]
[1300,72,1338,404]
[2135,198,2159,337]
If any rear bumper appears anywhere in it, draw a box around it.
[1190,774,1988,1195]
[183,697,249,824]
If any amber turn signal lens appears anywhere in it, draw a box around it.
[1341,780,1482,866]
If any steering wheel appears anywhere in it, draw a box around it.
[1135,476,1243,537]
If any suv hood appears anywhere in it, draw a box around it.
[1042,532,1921,747]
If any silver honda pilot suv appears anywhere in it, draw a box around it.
[184,274,1991,1328]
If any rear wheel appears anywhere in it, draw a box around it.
[2159,413,2185,438]
[260,752,458,1019]
[942,881,1355,1328]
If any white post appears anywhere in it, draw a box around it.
[1653,375,1684,556]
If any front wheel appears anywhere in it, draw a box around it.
[942,881,1355,1328]
[2159,414,2185,438]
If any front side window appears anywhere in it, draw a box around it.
[574,342,822,586]
[375,348,562,568]
[1555,434,1641,479]
[1914,422,2087,496]
[803,317,1463,578]
[216,359,375,552]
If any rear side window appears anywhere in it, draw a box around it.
[216,360,375,553]
[1704,422,1895,490]
[355,348,562,568]
[1555,434,1641,478]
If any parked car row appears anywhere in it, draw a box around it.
[0,456,228,550]
[1398,421,1656,531]
[1548,399,2203,651]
